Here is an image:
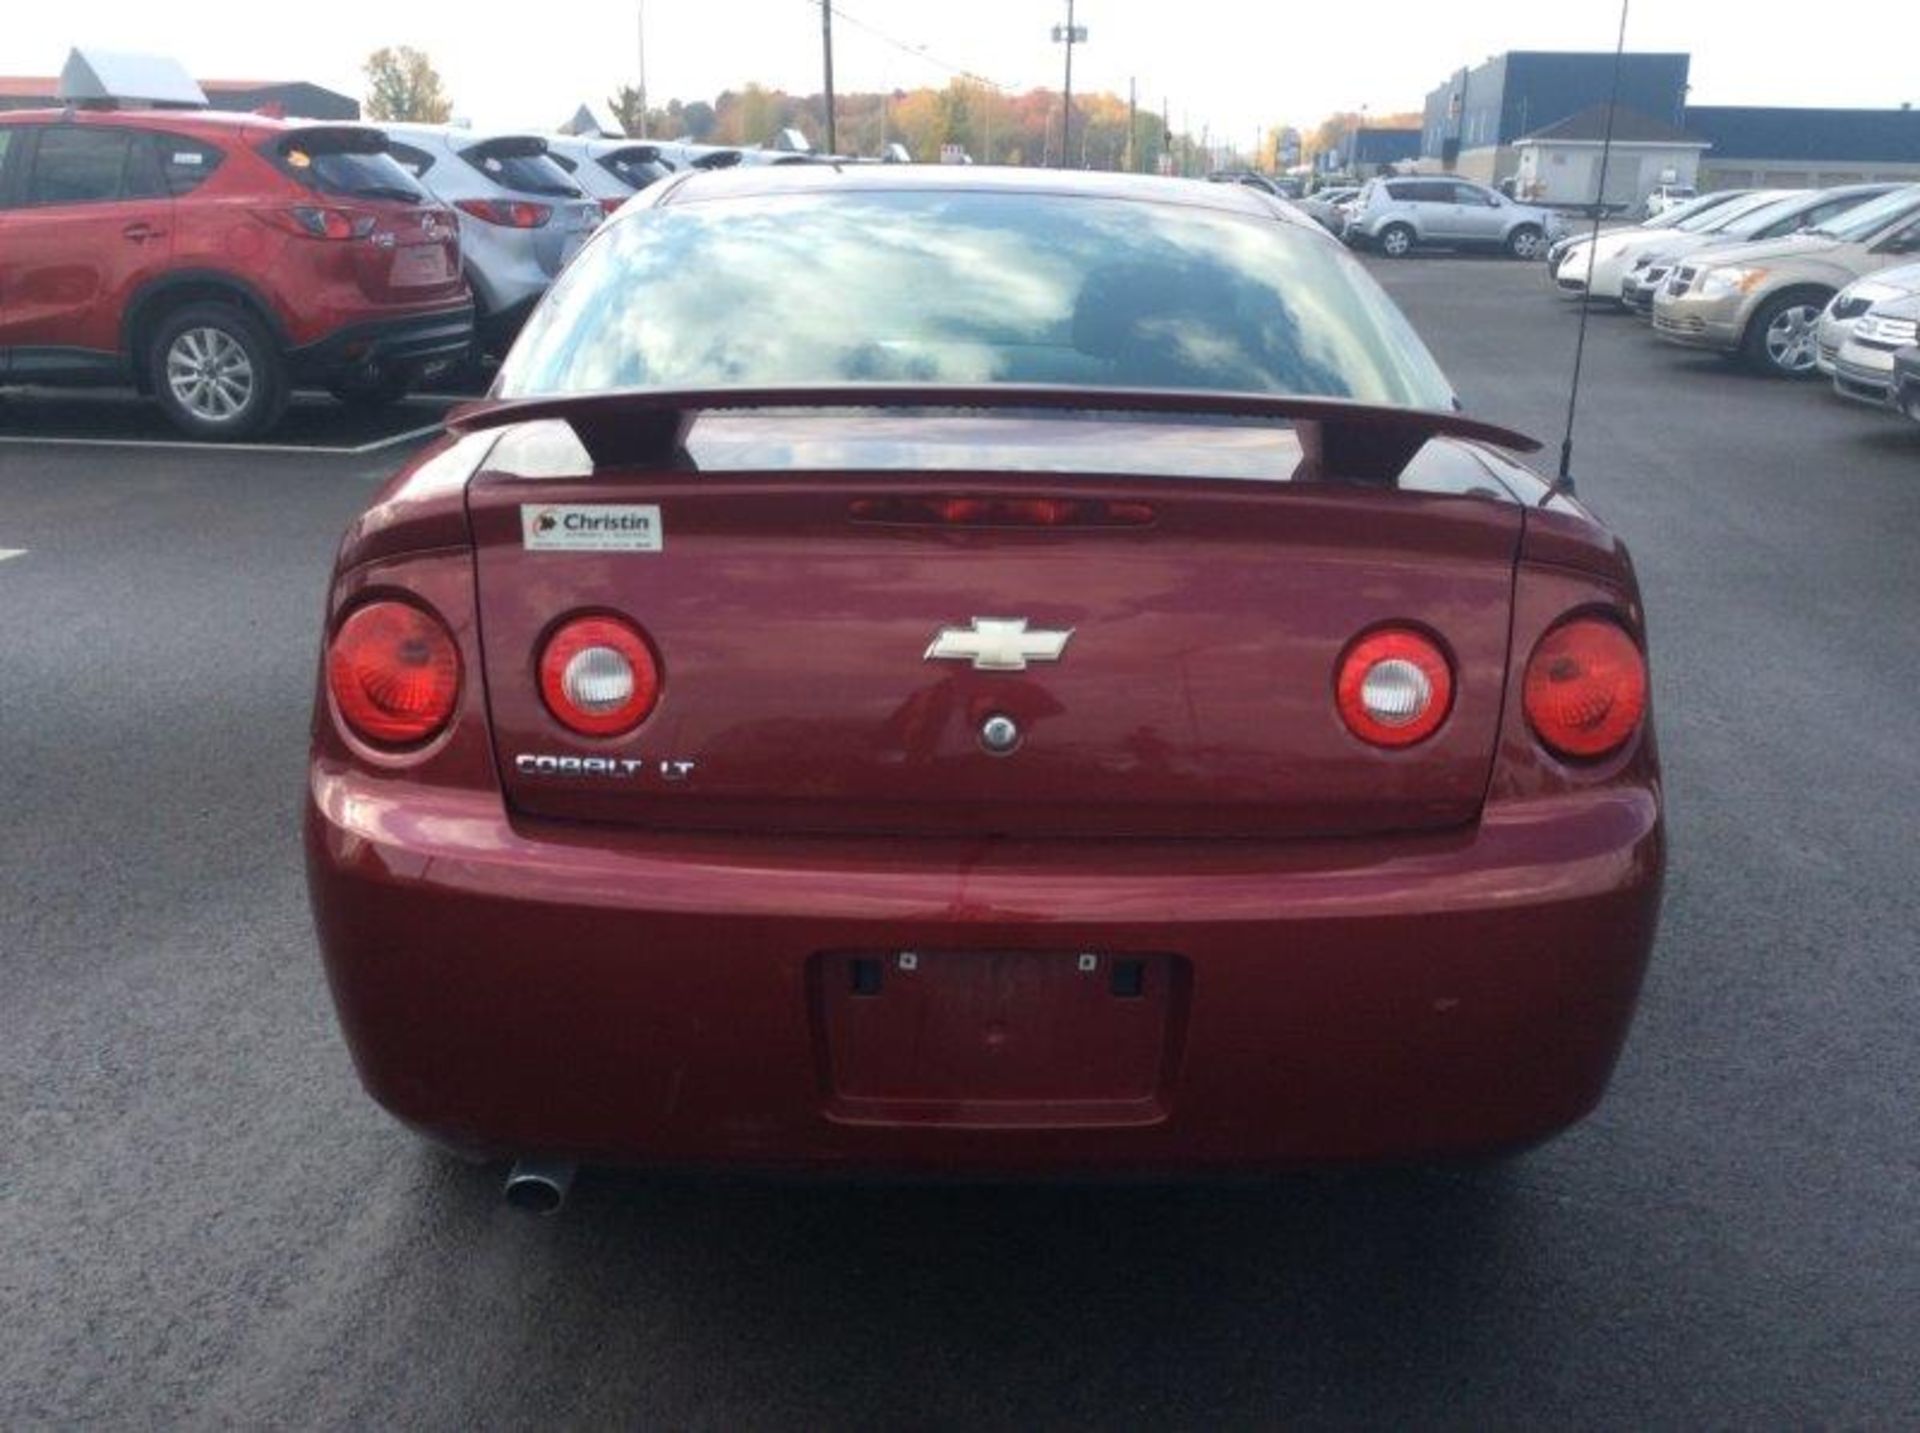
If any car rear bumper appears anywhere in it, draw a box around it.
[288,304,475,381]
[307,763,1664,1173]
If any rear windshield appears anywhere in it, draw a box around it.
[598,147,676,191]
[267,131,422,202]
[459,141,579,197]
[499,189,1455,408]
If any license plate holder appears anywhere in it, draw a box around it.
[391,244,451,286]
[815,950,1185,1127]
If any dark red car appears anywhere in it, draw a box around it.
[0,108,472,438]
[306,167,1662,1202]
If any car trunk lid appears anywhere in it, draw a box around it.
[462,402,1527,840]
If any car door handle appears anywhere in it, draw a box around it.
[122,223,168,242]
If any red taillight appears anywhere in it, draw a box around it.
[1523,616,1648,760]
[455,197,553,229]
[260,205,377,240]
[1335,627,1454,748]
[538,615,661,736]
[599,196,626,217]
[326,600,461,747]
[847,496,1155,528]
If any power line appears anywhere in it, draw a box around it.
[809,0,1014,93]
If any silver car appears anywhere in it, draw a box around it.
[542,136,678,218]
[1816,260,1920,394]
[1299,186,1359,233]
[376,124,602,353]
[1345,175,1564,259]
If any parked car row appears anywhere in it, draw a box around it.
[1335,175,1567,260]
[0,92,858,438]
[1542,182,1920,424]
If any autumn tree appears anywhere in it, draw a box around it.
[609,85,646,137]
[362,47,452,124]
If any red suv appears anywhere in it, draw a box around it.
[0,109,473,439]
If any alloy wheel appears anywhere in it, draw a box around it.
[165,327,256,422]
[1763,305,1822,374]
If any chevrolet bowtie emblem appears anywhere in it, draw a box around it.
[924,617,1073,672]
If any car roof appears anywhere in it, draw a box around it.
[0,107,406,160]
[653,162,1315,228]
[0,105,326,138]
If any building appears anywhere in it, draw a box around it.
[1512,104,1707,207]
[1421,51,1691,185]
[1687,107,1920,187]
[1343,127,1422,178]
[1418,49,1920,203]
[0,75,357,119]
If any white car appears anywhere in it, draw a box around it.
[1817,261,1920,404]
[1643,184,1697,219]
[1552,190,1793,303]
[542,136,678,217]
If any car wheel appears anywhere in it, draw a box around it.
[1506,224,1545,261]
[1742,290,1830,378]
[1378,223,1415,259]
[147,303,288,440]
[327,369,414,409]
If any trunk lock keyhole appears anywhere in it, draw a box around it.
[979,713,1021,755]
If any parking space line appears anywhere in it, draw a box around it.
[0,549,26,563]
[0,424,446,457]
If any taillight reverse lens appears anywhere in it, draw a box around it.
[1336,627,1453,747]
[539,616,660,736]
[1523,616,1648,760]
[327,600,461,747]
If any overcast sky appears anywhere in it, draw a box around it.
[15,1,1917,141]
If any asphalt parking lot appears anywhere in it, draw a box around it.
[3,256,1918,1428]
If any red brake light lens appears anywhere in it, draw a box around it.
[599,196,626,217]
[538,616,661,736]
[262,205,377,240]
[847,495,1155,528]
[455,197,553,228]
[326,600,461,747]
[1523,616,1648,760]
[1335,627,1454,748]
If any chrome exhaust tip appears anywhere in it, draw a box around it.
[503,1159,576,1215]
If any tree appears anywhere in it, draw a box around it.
[362,47,452,124]
[679,100,717,141]
[609,85,645,137]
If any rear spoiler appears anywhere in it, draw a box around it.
[274,124,388,157]
[445,385,1541,484]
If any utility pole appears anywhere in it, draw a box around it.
[1126,75,1136,173]
[635,2,648,138]
[1162,96,1170,175]
[1050,2,1086,170]
[820,0,837,154]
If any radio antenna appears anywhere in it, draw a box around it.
[1554,0,1632,498]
